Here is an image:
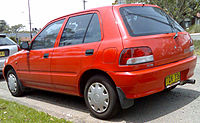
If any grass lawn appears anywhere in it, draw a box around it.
[194,40,200,56]
[0,98,70,123]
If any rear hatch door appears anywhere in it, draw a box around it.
[119,6,193,66]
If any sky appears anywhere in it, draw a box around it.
[0,0,115,30]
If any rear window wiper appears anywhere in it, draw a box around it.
[124,10,180,39]
[173,30,178,39]
[163,13,180,39]
[123,11,174,32]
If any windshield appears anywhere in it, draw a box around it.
[120,6,184,37]
[0,37,16,46]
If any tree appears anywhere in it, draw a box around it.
[148,0,200,26]
[10,24,25,34]
[0,20,7,33]
[10,24,25,43]
[114,0,200,26]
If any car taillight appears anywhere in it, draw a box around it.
[188,38,194,52]
[17,45,21,51]
[120,47,154,65]
[189,38,193,46]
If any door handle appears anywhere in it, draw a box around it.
[85,49,94,56]
[43,53,49,58]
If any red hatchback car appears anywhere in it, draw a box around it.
[3,4,197,119]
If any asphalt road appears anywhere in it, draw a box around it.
[0,56,199,123]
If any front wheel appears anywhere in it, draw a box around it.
[6,69,25,97]
[84,75,121,119]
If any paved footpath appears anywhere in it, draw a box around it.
[191,33,200,40]
[0,56,200,123]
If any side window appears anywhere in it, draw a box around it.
[84,14,101,43]
[59,14,93,46]
[31,19,64,50]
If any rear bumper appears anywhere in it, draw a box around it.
[0,58,6,71]
[108,56,197,99]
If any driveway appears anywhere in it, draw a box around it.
[0,56,200,123]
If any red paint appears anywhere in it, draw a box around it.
[3,4,197,99]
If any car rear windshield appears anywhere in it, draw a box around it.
[120,6,184,37]
[0,37,16,46]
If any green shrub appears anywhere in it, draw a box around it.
[187,24,200,33]
[9,36,17,42]
[9,36,21,44]
[194,40,200,55]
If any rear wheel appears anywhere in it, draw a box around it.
[84,75,121,119]
[6,69,25,97]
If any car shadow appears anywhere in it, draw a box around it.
[0,75,5,82]
[26,89,88,113]
[115,88,200,122]
[25,87,200,122]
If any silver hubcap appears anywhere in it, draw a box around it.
[8,73,18,93]
[87,82,109,113]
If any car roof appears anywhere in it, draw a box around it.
[113,3,159,8]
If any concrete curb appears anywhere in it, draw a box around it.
[190,33,200,40]
[190,33,200,36]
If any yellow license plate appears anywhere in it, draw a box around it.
[165,72,181,88]
[0,51,5,57]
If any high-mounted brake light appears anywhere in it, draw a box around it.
[120,47,154,65]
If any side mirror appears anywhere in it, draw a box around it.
[20,41,30,50]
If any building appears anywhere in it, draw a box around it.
[6,33,36,43]
[182,13,200,29]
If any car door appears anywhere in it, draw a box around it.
[24,19,64,89]
[51,12,102,95]
[80,13,102,71]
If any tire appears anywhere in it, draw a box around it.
[6,69,25,97]
[84,75,121,119]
